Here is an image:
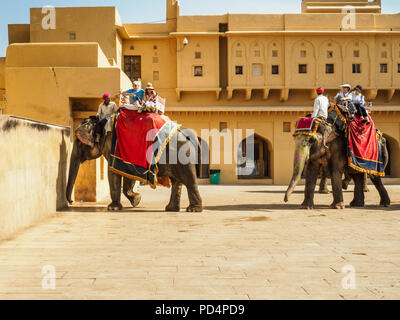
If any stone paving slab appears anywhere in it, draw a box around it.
[0,185,399,300]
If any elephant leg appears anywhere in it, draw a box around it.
[107,170,123,211]
[342,171,352,190]
[319,168,330,194]
[185,182,203,213]
[363,173,370,192]
[165,179,182,212]
[301,162,319,209]
[123,179,141,208]
[370,175,391,207]
[350,174,365,207]
[330,166,345,209]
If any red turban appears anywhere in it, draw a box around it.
[316,88,324,94]
[102,93,111,100]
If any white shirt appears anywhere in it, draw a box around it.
[350,92,365,106]
[97,101,119,120]
[335,91,351,100]
[312,95,329,119]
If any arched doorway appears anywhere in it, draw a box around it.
[196,138,210,179]
[383,134,400,178]
[237,134,271,179]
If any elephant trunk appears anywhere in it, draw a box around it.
[284,136,311,202]
[66,142,82,204]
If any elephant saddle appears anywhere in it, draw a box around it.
[294,117,322,137]
[109,109,181,189]
[347,116,385,176]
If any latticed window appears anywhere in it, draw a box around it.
[194,66,203,77]
[298,64,307,74]
[380,63,388,73]
[283,122,291,133]
[252,64,263,77]
[326,64,334,74]
[272,65,279,75]
[124,55,141,82]
[352,63,361,74]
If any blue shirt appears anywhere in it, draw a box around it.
[124,89,144,104]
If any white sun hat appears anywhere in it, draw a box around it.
[339,83,351,89]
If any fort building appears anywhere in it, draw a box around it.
[1,0,400,202]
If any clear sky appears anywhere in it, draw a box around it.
[1,0,399,57]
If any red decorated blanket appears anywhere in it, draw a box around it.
[109,109,181,188]
[347,116,385,176]
[294,117,321,136]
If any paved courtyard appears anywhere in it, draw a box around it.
[0,184,399,300]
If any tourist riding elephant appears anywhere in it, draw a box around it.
[284,110,390,209]
[66,118,203,212]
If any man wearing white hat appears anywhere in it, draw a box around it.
[336,83,356,121]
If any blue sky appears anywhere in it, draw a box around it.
[1,0,399,56]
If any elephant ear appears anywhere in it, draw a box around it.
[75,118,97,147]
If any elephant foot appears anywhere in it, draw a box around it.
[186,205,203,213]
[107,202,123,211]
[380,199,391,208]
[350,200,364,208]
[319,188,330,194]
[130,193,141,208]
[342,181,350,190]
[330,202,345,209]
[300,201,314,210]
[165,204,180,212]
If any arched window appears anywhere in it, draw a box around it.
[237,134,271,179]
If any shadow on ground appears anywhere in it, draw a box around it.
[64,203,400,213]
[205,203,400,212]
[63,206,165,213]
[245,190,353,194]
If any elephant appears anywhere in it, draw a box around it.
[66,118,203,212]
[284,110,390,209]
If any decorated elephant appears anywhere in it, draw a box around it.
[66,117,203,212]
[284,108,390,209]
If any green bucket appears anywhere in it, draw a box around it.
[210,170,221,185]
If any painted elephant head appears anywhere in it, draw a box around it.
[284,119,336,202]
